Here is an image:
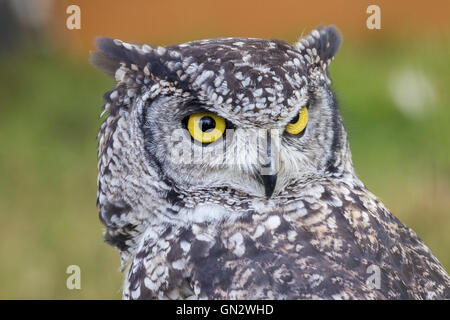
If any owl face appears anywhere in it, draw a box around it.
[93,26,351,217]
[141,84,338,199]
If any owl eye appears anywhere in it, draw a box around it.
[286,106,308,135]
[187,112,226,143]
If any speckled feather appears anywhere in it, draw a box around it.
[91,26,450,299]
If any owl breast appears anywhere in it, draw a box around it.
[123,179,450,299]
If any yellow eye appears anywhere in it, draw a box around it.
[286,106,308,135]
[187,112,226,143]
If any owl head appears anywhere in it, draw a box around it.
[92,26,355,249]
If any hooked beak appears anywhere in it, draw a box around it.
[261,173,277,198]
[259,130,279,199]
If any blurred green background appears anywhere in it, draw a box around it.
[0,0,449,299]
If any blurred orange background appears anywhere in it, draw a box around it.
[48,0,450,54]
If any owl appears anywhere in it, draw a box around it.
[91,26,450,299]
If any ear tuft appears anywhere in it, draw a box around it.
[294,25,342,68]
[89,50,119,77]
[89,36,150,77]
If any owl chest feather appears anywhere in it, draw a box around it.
[121,181,450,299]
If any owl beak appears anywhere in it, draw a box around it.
[259,130,279,198]
[261,173,277,198]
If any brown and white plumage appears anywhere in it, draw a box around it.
[91,26,450,299]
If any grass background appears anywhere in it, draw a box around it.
[0,1,449,299]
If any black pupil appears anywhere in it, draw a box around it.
[199,116,216,132]
[290,113,299,124]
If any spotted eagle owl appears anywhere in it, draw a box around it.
[91,26,450,299]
